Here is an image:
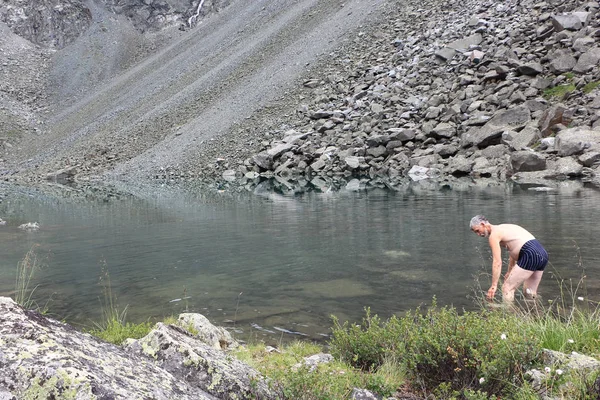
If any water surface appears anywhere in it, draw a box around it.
[1,179,599,343]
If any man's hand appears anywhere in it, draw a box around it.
[486,286,497,301]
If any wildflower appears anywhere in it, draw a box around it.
[578,296,584,301]
[500,333,507,340]
[545,367,551,373]
[479,377,485,384]
[556,369,563,375]
[568,339,574,344]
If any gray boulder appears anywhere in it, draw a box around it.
[0,297,213,399]
[126,323,275,399]
[462,106,531,148]
[555,127,600,156]
[510,151,547,172]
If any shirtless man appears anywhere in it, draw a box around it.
[470,215,549,302]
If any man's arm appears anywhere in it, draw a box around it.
[487,233,503,300]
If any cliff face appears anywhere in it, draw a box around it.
[0,0,231,49]
[0,0,92,49]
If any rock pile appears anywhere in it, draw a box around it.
[214,0,600,188]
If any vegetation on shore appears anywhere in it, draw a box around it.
[9,248,600,399]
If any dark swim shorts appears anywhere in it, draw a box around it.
[517,239,549,271]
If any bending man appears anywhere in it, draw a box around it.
[470,215,549,302]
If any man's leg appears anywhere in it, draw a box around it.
[502,265,534,302]
[523,271,544,299]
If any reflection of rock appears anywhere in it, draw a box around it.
[18,222,40,231]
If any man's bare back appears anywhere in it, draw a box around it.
[493,224,536,261]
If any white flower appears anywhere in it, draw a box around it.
[556,369,563,375]
[568,339,575,344]
[578,296,584,301]
[545,367,551,373]
[500,333,507,340]
[479,377,485,384]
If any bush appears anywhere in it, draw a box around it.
[330,302,542,398]
[330,308,405,370]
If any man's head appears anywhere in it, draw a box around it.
[470,215,491,237]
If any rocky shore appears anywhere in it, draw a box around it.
[1,0,600,190]
[196,0,600,191]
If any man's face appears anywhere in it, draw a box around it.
[471,223,489,237]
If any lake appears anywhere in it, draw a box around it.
[1,178,599,343]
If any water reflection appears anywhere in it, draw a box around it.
[0,179,599,343]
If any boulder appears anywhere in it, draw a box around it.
[126,323,275,399]
[510,151,547,172]
[573,47,600,74]
[461,106,531,148]
[0,297,214,399]
[555,127,600,156]
[176,313,238,350]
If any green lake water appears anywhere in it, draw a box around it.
[1,179,599,343]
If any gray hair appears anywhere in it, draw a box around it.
[470,215,488,228]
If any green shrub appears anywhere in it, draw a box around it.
[330,308,405,370]
[235,341,403,400]
[330,302,542,398]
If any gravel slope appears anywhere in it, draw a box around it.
[8,0,388,182]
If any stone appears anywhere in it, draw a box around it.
[573,47,600,74]
[0,297,223,399]
[46,166,77,183]
[176,313,238,350]
[502,125,539,151]
[555,127,600,156]
[549,50,577,74]
[539,104,572,137]
[447,33,483,51]
[252,152,273,170]
[126,323,276,399]
[435,47,457,61]
[510,151,547,172]
[461,106,531,148]
[551,14,584,31]
[579,151,600,167]
[430,122,456,139]
[517,62,543,76]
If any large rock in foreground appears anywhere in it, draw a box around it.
[0,297,273,399]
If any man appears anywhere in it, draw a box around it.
[470,215,549,302]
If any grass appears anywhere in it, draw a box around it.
[234,341,404,399]
[583,81,600,94]
[87,264,153,345]
[14,244,52,312]
[543,84,576,99]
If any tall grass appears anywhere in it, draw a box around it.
[14,244,51,311]
[89,262,152,345]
